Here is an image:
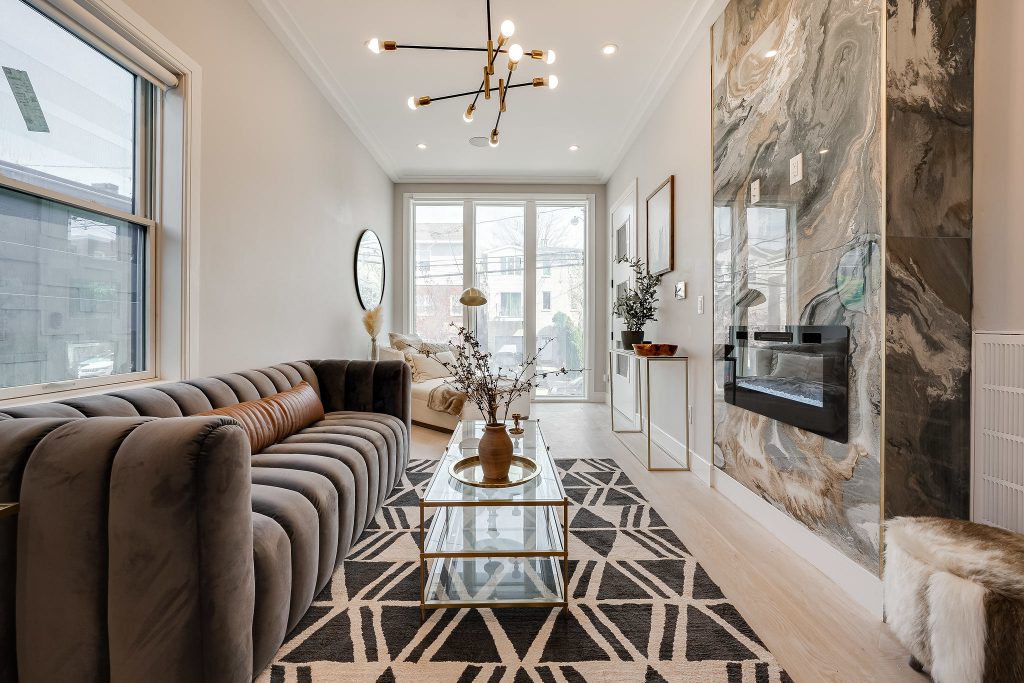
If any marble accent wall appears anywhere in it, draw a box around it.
[712,0,884,572]
[884,0,975,519]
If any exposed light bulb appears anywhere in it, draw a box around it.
[508,44,524,63]
[367,38,381,54]
[489,129,500,147]
[407,96,418,110]
[546,49,557,65]
[547,74,559,89]
[602,44,618,56]
[463,104,475,123]
[499,20,515,39]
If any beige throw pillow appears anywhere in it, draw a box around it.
[408,351,456,382]
[388,331,423,351]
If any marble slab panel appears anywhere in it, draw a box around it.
[712,0,884,572]
[714,238,883,569]
[884,236,972,519]
[886,0,975,239]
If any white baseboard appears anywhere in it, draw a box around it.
[710,466,883,617]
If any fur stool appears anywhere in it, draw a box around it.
[884,517,1024,683]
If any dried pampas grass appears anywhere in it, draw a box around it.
[362,306,383,339]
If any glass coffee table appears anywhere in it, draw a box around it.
[419,419,570,619]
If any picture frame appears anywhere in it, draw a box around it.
[646,175,675,276]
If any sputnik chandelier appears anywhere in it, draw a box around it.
[366,0,558,147]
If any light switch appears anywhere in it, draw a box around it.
[790,153,803,184]
[697,295,705,314]
[750,179,760,204]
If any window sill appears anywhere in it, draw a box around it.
[0,375,167,410]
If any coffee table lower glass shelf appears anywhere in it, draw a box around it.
[419,419,570,619]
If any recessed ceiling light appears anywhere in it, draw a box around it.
[417,143,427,150]
[764,49,778,58]
[602,44,618,56]
[469,136,490,148]
[569,145,580,152]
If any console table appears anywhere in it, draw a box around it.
[608,349,690,471]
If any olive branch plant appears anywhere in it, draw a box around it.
[421,324,575,425]
[612,257,662,332]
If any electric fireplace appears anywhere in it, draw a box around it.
[722,325,849,443]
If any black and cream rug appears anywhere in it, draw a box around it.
[262,457,791,682]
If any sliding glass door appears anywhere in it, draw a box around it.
[412,203,464,343]
[474,205,525,367]
[409,196,592,400]
[535,204,586,397]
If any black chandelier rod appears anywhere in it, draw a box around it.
[395,44,506,53]
[487,0,492,41]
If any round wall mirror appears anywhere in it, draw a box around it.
[355,229,385,310]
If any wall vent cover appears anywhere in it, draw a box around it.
[974,333,1024,532]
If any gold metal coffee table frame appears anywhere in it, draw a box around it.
[418,419,570,620]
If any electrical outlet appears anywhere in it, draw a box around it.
[697,295,705,314]
[750,179,760,204]
[789,153,803,184]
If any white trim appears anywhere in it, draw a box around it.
[246,0,399,181]
[398,174,607,185]
[710,465,884,617]
[23,0,178,87]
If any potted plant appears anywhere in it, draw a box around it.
[429,325,569,481]
[612,257,662,348]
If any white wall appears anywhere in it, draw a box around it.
[124,0,394,375]
[606,36,714,467]
[974,0,1024,333]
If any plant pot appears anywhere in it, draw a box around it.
[621,330,645,348]
[478,423,513,481]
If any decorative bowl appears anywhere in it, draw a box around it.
[632,343,679,357]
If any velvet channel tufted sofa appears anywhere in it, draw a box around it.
[0,359,411,682]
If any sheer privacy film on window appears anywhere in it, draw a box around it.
[0,0,137,212]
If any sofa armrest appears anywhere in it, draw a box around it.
[11,416,255,683]
[309,360,412,430]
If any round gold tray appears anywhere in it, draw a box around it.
[449,455,541,489]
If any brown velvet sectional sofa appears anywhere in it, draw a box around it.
[0,359,411,682]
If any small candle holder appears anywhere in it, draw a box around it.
[509,413,525,435]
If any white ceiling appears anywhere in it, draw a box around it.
[249,0,714,183]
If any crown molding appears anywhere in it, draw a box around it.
[247,0,400,181]
[598,0,727,182]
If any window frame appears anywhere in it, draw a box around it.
[404,192,596,402]
[0,0,201,403]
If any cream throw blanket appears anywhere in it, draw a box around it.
[427,383,467,416]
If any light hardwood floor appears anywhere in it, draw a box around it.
[410,402,919,683]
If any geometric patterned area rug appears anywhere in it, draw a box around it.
[261,457,791,682]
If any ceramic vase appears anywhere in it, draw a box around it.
[478,423,513,481]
